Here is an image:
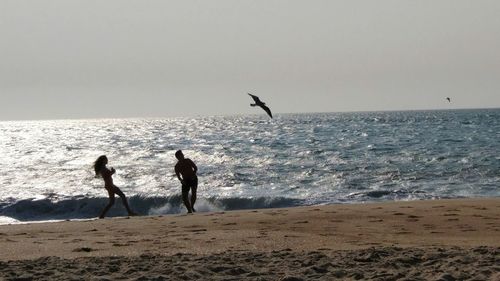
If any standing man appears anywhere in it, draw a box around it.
[174,150,198,213]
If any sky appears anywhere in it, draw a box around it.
[1,1,500,120]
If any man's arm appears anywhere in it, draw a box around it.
[188,159,198,173]
[174,165,184,183]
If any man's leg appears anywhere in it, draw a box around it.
[190,186,197,212]
[182,186,192,213]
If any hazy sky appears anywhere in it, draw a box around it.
[1,1,500,120]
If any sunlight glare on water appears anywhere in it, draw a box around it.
[0,109,499,221]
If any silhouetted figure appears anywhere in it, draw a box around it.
[174,150,198,213]
[446,97,451,102]
[94,155,136,218]
[248,93,273,118]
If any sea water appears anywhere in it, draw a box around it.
[1,109,499,223]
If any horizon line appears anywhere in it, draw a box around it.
[1,106,499,123]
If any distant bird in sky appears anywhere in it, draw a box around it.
[446,97,451,102]
[248,93,273,118]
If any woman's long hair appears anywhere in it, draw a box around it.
[94,155,108,176]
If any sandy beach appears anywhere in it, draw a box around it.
[1,198,499,280]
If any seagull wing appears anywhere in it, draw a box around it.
[260,104,273,118]
[248,93,262,104]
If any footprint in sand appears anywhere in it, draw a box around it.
[184,224,202,229]
[458,224,476,232]
[257,231,268,238]
[481,217,498,221]
[190,229,208,233]
[72,247,95,252]
[406,215,421,222]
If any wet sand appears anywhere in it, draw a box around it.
[1,198,499,280]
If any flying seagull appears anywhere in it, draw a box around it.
[248,93,273,118]
[446,97,451,102]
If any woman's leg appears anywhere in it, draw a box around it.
[114,186,136,216]
[99,189,115,219]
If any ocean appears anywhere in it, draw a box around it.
[1,109,499,224]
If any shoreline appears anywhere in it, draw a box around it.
[2,195,499,226]
[1,198,499,280]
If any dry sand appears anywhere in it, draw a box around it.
[0,198,499,280]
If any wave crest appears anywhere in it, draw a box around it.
[0,196,305,222]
